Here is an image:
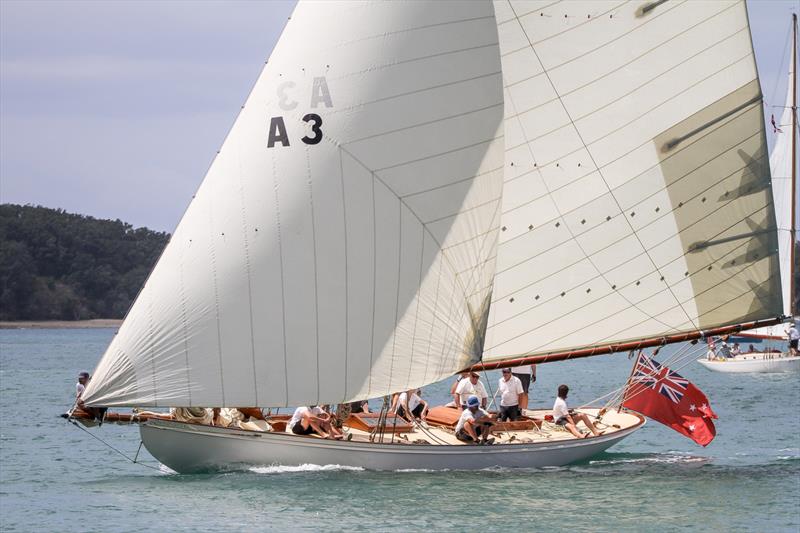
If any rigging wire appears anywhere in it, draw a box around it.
[66,418,163,472]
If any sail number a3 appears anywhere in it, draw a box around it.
[268,76,333,148]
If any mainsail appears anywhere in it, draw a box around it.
[483,0,784,363]
[83,1,505,408]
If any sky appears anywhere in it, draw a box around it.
[1,0,797,233]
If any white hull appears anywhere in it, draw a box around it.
[140,411,644,473]
[697,353,800,373]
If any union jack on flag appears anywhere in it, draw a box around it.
[630,354,689,403]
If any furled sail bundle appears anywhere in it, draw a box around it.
[484,0,784,363]
[83,1,505,408]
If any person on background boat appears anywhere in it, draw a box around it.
[395,389,429,423]
[497,368,524,421]
[706,338,717,360]
[552,384,603,439]
[718,338,732,358]
[510,364,535,410]
[288,405,343,440]
[454,395,496,445]
[730,343,741,357]
[445,372,470,407]
[748,344,756,353]
[453,372,488,409]
[786,323,799,356]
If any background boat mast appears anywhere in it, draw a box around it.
[792,13,797,316]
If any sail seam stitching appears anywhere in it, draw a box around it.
[494,128,764,280]
[339,147,349,402]
[237,143,259,406]
[506,48,752,149]
[209,198,226,406]
[505,3,686,332]
[272,151,289,406]
[305,147,321,405]
[501,105,760,222]
[487,203,772,353]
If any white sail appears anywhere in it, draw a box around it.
[83,1,505,407]
[484,0,783,361]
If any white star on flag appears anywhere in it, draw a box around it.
[701,404,708,410]
[688,425,695,431]
[689,404,696,412]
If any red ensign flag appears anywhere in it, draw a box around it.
[622,353,718,446]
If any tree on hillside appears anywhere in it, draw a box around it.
[0,204,169,320]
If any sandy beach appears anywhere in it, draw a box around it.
[0,319,122,329]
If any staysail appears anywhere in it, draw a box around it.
[483,0,784,363]
[83,1,505,408]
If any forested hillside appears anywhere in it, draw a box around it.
[0,204,169,320]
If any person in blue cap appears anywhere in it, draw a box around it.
[454,395,496,445]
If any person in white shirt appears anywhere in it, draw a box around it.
[552,384,602,439]
[395,389,429,422]
[445,372,470,407]
[510,364,536,409]
[454,395,496,445]
[497,368,524,421]
[75,372,89,402]
[74,371,102,420]
[453,372,488,409]
[288,405,342,440]
[786,323,799,356]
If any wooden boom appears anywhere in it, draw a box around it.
[468,316,788,371]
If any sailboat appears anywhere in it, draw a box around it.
[697,12,799,374]
[74,0,789,473]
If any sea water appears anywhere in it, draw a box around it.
[1,328,798,532]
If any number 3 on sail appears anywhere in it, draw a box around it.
[268,76,332,147]
[267,114,323,148]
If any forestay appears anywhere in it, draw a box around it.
[484,0,783,362]
[83,1,505,408]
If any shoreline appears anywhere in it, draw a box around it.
[0,319,122,329]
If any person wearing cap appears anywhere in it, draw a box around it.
[75,372,90,405]
[454,395,496,445]
[74,371,103,420]
[453,372,488,409]
[497,368,524,421]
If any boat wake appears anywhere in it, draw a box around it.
[248,464,365,474]
[587,451,709,467]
